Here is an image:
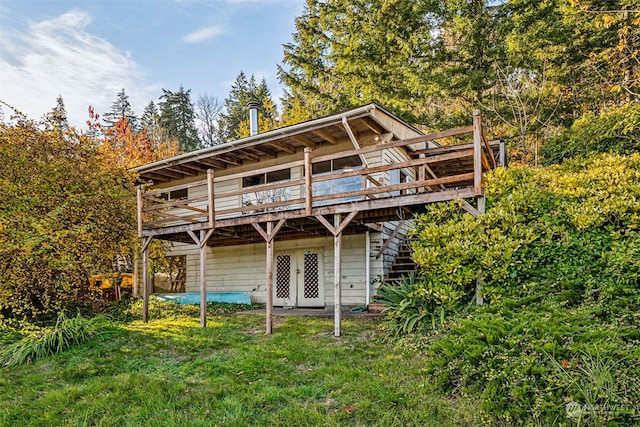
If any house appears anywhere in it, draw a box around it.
[133,103,504,335]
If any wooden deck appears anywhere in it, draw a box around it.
[137,115,505,245]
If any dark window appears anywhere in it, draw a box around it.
[312,160,331,175]
[333,155,361,170]
[159,188,188,201]
[243,169,291,188]
[311,156,362,175]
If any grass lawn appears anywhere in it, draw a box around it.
[0,311,480,426]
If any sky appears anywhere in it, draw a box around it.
[0,0,305,129]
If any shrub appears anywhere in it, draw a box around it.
[542,101,640,164]
[391,153,640,424]
[376,273,466,337]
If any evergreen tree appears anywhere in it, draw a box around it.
[158,86,200,152]
[103,88,138,131]
[278,0,447,126]
[218,72,278,141]
[141,101,163,144]
[48,95,69,132]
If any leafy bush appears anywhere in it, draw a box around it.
[0,113,137,321]
[376,273,466,337]
[0,313,113,367]
[408,302,640,425]
[542,101,640,164]
[393,153,640,424]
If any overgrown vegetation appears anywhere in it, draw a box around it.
[377,152,640,424]
[542,101,640,164]
[0,112,137,321]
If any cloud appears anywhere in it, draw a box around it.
[183,26,223,43]
[0,9,153,128]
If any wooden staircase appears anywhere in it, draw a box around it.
[383,237,419,284]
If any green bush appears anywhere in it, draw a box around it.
[376,273,466,337]
[392,153,640,424]
[542,101,640,164]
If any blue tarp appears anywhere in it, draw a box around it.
[154,292,252,305]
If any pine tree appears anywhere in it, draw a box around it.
[279,0,452,126]
[158,86,201,152]
[48,95,69,131]
[218,72,278,141]
[103,88,138,131]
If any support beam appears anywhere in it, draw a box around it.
[365,231,371,305]
[187,229,214,327]
[304,147,313,215]
[473,110,483,196]
[142,237,152,324]
[458,200,481,218]
[315,212,357,337]
[341,116,368,167]
[334,214,342,337]
[266,222,274,335]
[251,219,286,334]
[137,185,144,237]
[207,169,215,228]
[200,233,208,327]
[477,195,486,215]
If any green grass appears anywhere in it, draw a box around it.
[0,310,480,426]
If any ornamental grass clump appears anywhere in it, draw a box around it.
[0,313,112,367]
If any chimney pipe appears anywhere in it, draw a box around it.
[247,101,260,136]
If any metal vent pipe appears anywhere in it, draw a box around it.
[247,101,260,136]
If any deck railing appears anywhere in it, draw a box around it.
[137,114,503,236]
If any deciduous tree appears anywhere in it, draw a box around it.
[0,105,137,320]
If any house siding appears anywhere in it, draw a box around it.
[135,233,383,307]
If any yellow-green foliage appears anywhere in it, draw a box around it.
[542,101,640,164]
[395,152,640,424]
[412,152,640,306]
[0,115,137,320]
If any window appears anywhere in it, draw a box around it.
[242,168,292,209]
[242,169,291,188]
[311,155,361,175]
[312,155,363,205]
[159,188,188,201]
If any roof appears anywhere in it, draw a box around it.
[134,103,423,183]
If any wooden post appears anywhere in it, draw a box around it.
[142,243,149,323]
[417,154,426,193]
[304,147,313,215]
[473,110,483,196]
[200,230,208,328]
[251,220,285,334]
[475,273,484,306]
[498,139,506,167]
[187,229,213,328]
[207,169,215,228]
[477,195,486,214]
[266,221,274,334]
[334,214,342,337]
[137,185,144,237]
